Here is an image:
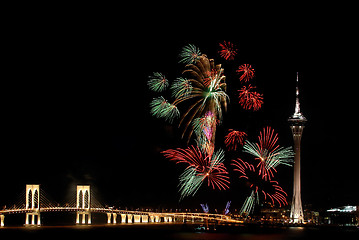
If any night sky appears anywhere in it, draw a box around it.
[1,8,357,212]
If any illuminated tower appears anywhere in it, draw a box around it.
[288,73,307,223]
[76,185,91,224]
[25,184,41,225]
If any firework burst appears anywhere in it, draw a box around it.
[192,111,218,155]
[170,77,192,98]
[236,64,255,82]
[150,46,229,145]
[176,54,229,141]
[149,96,180,123]
[179,44,202,64]
[218,41,237,61]
[162,145,230,200]
[237,84,264,111]
[224,129,247,151]
[148,72,169,92]
[232,158,288,216]
[242,127,294,180]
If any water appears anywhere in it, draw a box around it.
[0,223,358,239]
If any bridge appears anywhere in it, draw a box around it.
[0,184,239,227]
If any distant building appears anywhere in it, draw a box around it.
[326,206,358,226]
[260,207,320,224]
[261,207,290,223]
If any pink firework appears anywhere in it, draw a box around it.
[224,129,247,151]
[236,64,255,82]
[200,111,217,143]
[193,111,218,156]
[218,41,237,60]
[231,158,288,207]
[237,84,264,111]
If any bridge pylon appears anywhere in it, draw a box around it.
[76,185,91,224]
[0,214,4,227]
[25,184,41,225]
[107,212,117,224]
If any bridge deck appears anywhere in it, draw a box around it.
[0,207,239,223]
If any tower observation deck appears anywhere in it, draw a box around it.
[288,73,307,223]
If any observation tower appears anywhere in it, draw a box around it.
[288,73,307,223]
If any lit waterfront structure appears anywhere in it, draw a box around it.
[326,206,358,226]
[0,184,240,227]
[288,73,307,223]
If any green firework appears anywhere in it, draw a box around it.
[150,96,180,123]
[178,167,205,201]
[178,44,201,64]
[240,190,258,217]
[148,72,169,92]
[170,77,192,98]
[242,140,294,170]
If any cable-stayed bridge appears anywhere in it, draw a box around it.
[0,184,238,227]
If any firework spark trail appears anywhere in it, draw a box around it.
[232,159,257,217]
[162,145,206,167]
[162,146,230,200]
[178,167,204,199]
[205,149,230,191]
[242,127,294,180]
[236,64,255,82]
[224,201,231,215]
[240,190,257,217]
[237,84,264,111]
[231,158,255,179]
[200,203,209,213]
[224,129,247,151]
[218,41,237,61]
[259,126,279,151]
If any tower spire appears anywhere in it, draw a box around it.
[295,72,300,115]
[290,72,306,121]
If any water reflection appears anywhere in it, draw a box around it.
[0,224,357,240]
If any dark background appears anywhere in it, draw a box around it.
[1,5,357,213]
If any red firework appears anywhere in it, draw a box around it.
[231,158,288,207]
[218,41,237,61]
[162,145,230,191]
[224,129,247,151]
[236,64,255,82]
[237,84,264,111]
[163,145,205,166]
